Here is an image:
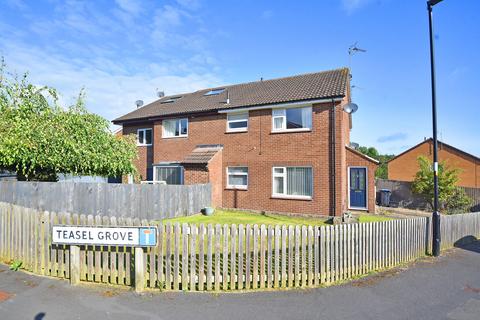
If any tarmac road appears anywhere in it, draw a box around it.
[1,241,479,320]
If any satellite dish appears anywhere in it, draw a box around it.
[343,103,358,114]
[135,100,144,108]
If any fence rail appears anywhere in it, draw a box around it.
[0,202,479,292]
[0,181,211,219]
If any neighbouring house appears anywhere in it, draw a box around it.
[113,68,378,216]
[388,138,480,188]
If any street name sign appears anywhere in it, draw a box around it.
[52,226,157,247]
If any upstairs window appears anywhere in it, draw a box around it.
[227,112,248,132]
[163,118,188,138]
[204,88,225,96]
[137,128,152,146]
[272,106,312,132]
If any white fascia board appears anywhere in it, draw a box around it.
[218,98,343,114]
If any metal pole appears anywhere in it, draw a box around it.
[427,1,441,256]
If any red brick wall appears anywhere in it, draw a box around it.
[122,100,352,216]
[207,150,223,208]
[346,148,377,213]
[122,124,153,182]
[388,140,480,188]
[183,164,209,184]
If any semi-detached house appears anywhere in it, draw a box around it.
[113,68,378,217]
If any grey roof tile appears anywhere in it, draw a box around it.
[113,68,349,123]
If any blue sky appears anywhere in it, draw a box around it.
[0,0,478,156]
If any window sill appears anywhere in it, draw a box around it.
[271,195,312,201]
[137,144,152,147]
[271,128,311,134]
[226,187,248,191]
[225,129,248,134]
[162,136,188,139]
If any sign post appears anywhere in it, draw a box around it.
[70,245,80,285]
[135,247,145,293]
[53,225,158,291]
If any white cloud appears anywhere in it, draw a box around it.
[1,38,222,123]
[0,0,223,128]
[115,0,144,16]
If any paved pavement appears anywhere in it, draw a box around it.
[1,241,480,320]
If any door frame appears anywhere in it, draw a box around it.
[348,166,368,211]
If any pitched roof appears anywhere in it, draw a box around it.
[181,145,223,165]
[113,68,349,123]
[345,145,380,164]
[388,138,480,163]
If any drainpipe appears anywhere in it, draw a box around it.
[330,99,336,216]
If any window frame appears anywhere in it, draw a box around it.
[137,128,153,146]
[153,165,184,185]
[272,166,313,200]
[226,166,249,190]
[162,118,188,139]
[204,88,225,96]
[271,105,312,133]
[226,112,249,133]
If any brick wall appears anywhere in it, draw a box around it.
[346,148,378,213]
[122,100,352,216]
[388,140,480,188]
[183,164,209,184]
[122,125,153,182]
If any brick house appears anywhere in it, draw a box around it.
[388,138,480,188]
[113,68,378,216]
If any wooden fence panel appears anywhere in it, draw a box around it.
[0,181,211,220]
[1,202,479,293]
[198,224,205,291]
[222,224,229,291]
[206,224,213,291]
[214,224,221,291]
[252,224,259,290]
[274,225,280,288]
[246,225,252,290]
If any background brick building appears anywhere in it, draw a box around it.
[388,138,480,188]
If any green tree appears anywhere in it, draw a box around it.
[411,156,471,214]
[0,62,137,181]
[357,146,394,179]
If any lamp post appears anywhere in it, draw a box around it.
[427,0,443,257]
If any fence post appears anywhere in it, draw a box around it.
[70,245,80,285]
[135,247,145,293]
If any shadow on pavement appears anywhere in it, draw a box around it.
[454,238,480,254]
[34,312,46,320]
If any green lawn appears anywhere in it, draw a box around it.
[162,209,392,226]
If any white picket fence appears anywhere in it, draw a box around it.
[0,202,479,292]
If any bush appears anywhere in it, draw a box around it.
[412,156,472,214]
[445,188,472,215]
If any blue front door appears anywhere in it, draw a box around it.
[350,168,367,208]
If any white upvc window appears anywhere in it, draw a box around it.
[272,106,312,132]
[272,166,313,199]
[153,165,184,185]
[227,112,248,132]
[227,167,248,189]
[162,118,188,138]
[137,128,152,146]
